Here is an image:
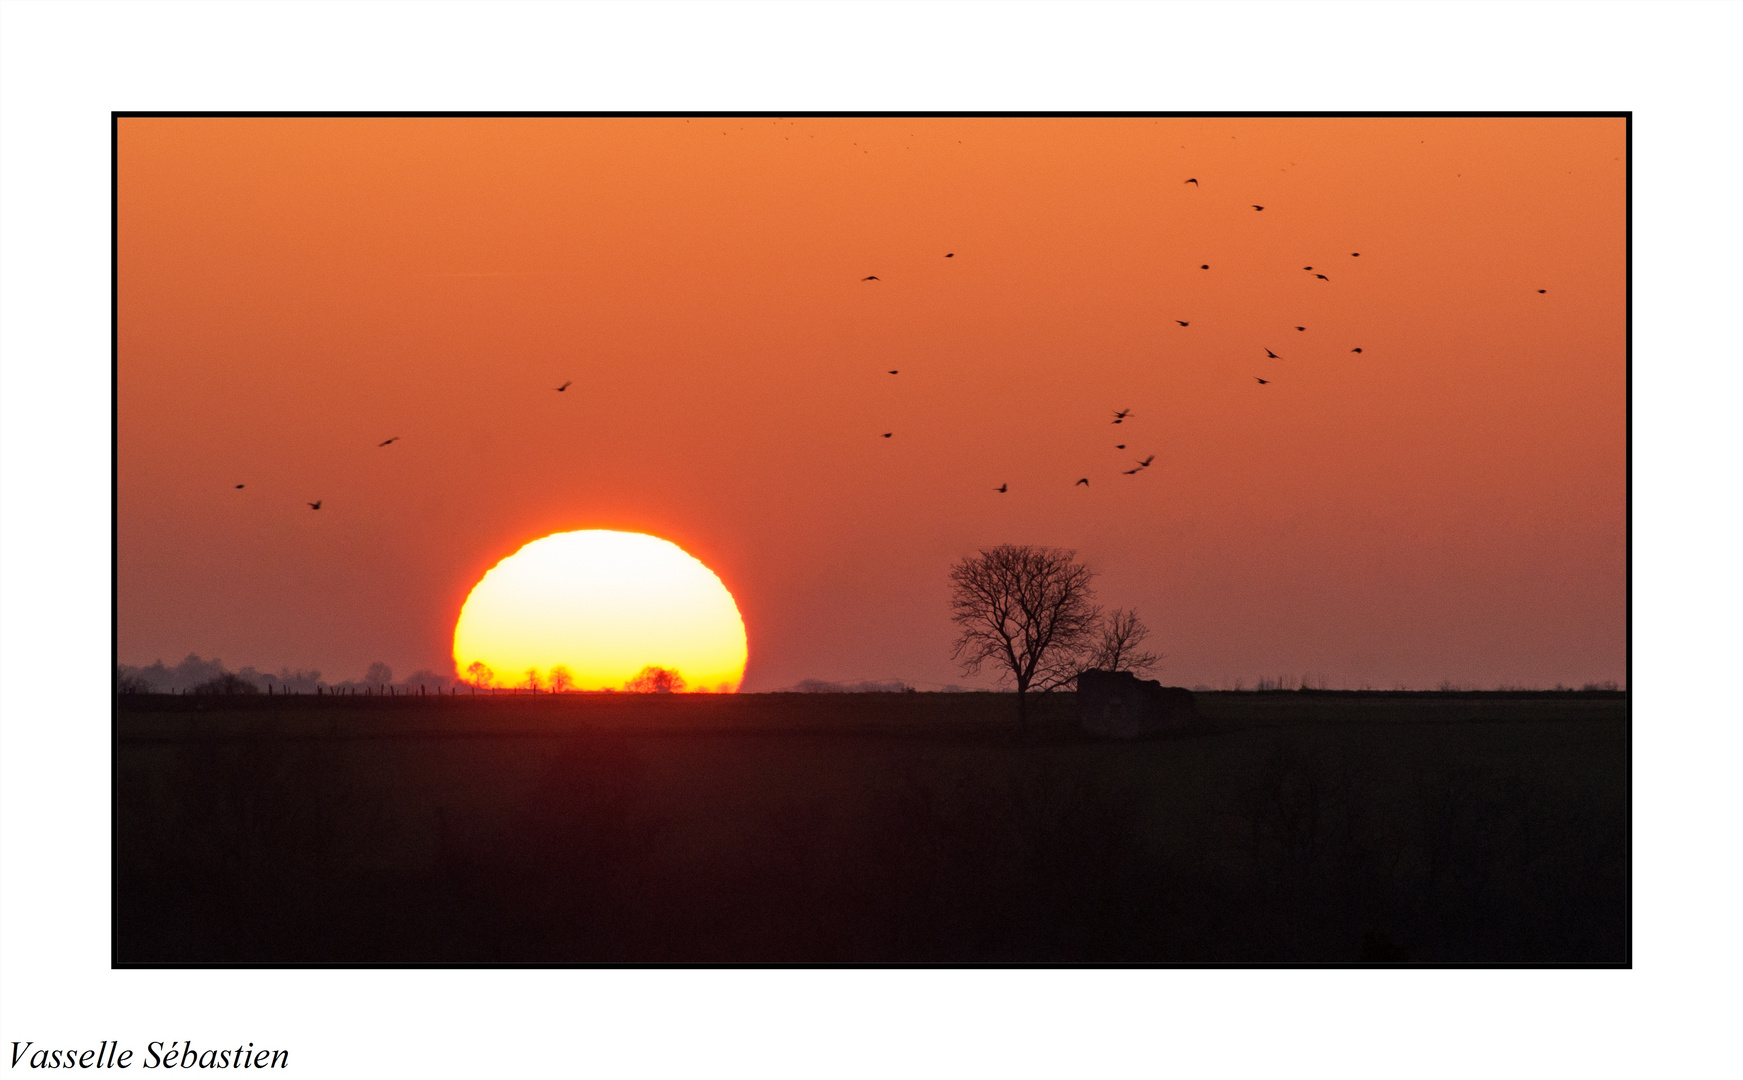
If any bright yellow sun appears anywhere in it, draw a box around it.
[452,530,748,693]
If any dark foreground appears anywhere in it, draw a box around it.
[115,690,1628,965]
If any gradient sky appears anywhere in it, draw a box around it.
[117,116,1625,690]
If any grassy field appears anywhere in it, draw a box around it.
[115,690,1628,964]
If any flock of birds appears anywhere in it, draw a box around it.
[231,175,1551,509]
[851,178,1550,494]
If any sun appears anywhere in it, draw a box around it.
[452,530,748,692]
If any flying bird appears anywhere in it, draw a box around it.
[1351,252,1360,257]
[1351,347,1364,354]
[1537,289,1547,294]
[882,432,892,438]
[234,484,244,489]
[1304,266,1313,271]
[862,275,880,281]
[1115,444,1125,450]
[556,381,571,391]
[945,253,954,258]
[1252,205,1264,211]
[995,483,1007,493]
[1075,478,1090,486]
[1184,178,1198,185]
[1254,377,1269,385]
[1315,274,1329,281]
[308,500,322,510]
[1176,320,1190,327]
[1122,467,1142,475]
[1265,348,1280,359]
[1112,409,1131,422]
[1138,455,1155,467]
[378,436,399,447]
[1295,326,1306,331]
[888,370,898,374]
[1200,264,1210,270]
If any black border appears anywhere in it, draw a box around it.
[112,111,1632,971]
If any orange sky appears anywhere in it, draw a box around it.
[117,116,1625,690]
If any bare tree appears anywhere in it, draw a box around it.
[548,665,574,693]
[465,660,494,689]
[1087,608,1162,675]
[625,666,685,693]
[948,544,1101,726]
[523,668,543,693]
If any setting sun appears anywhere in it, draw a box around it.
[452,530,748,692]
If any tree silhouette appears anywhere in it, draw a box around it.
[1087,608,1162,676]
[465,660,494,689]
[548,665,574,693]
[522,668,543,693]
[625,666,685,693]
[948,544,1101,726]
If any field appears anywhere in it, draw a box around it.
[115,690,1628,965]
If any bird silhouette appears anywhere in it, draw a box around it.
[1351,252,1360,257]
[1115,444,1126,450]
[378,436,399,447]
[1254,377,1269,385]
[1176,320,1190,327]
[995,483,1007,493]
[234,484,244,489]
[1265,348,1280,359]
[881,432,893,438]
[1295,326,1306,331]
[556,381,571,391]
[945,253,954,258]
[1315,274,1329,281]
[1137,455,1155,467]
[888,370,898,375]
[1304,266,1313,271]
[862,275,880,281]
[1112,409,1131,423]
[1185,178,1198,185]
[1200,264,1210,270]
[1122,467,1142,475]
[1075,478,1090,486]
[1252,205,1264,211]
[308,500,322,510]
[1537,289,1547,294]
[1351,347,1364,354]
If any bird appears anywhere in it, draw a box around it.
[1252,205,1264,211]
[1200,264,1210,270]
[1075,478,1090,486]
[1176,320,1190,327]
[1137,455,1155,467]
[1185,178,1198,185]
[378,436,399,447]
[234,484,244,489]
[1537,289,1547,294]
[882,432,892,438]
[1265,348,1280,359]
[1112,409,1131,422]
[945,253,954,258]
[862,275,880,281]
[1351,252,1360,257]
[556,381,571,391]
[1295,326,1306,331]
[1315,274,1329,281]
[995,483,1007,493]
[1351,347,1364,354]
[1122,467,1142,475]
[308,500,322,510]
[1115,444,1125,450]
[888,370,898,375]
[1254,377,1269,385]
[1304,266,1313,271]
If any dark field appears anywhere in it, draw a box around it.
[115,690,1628,965]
